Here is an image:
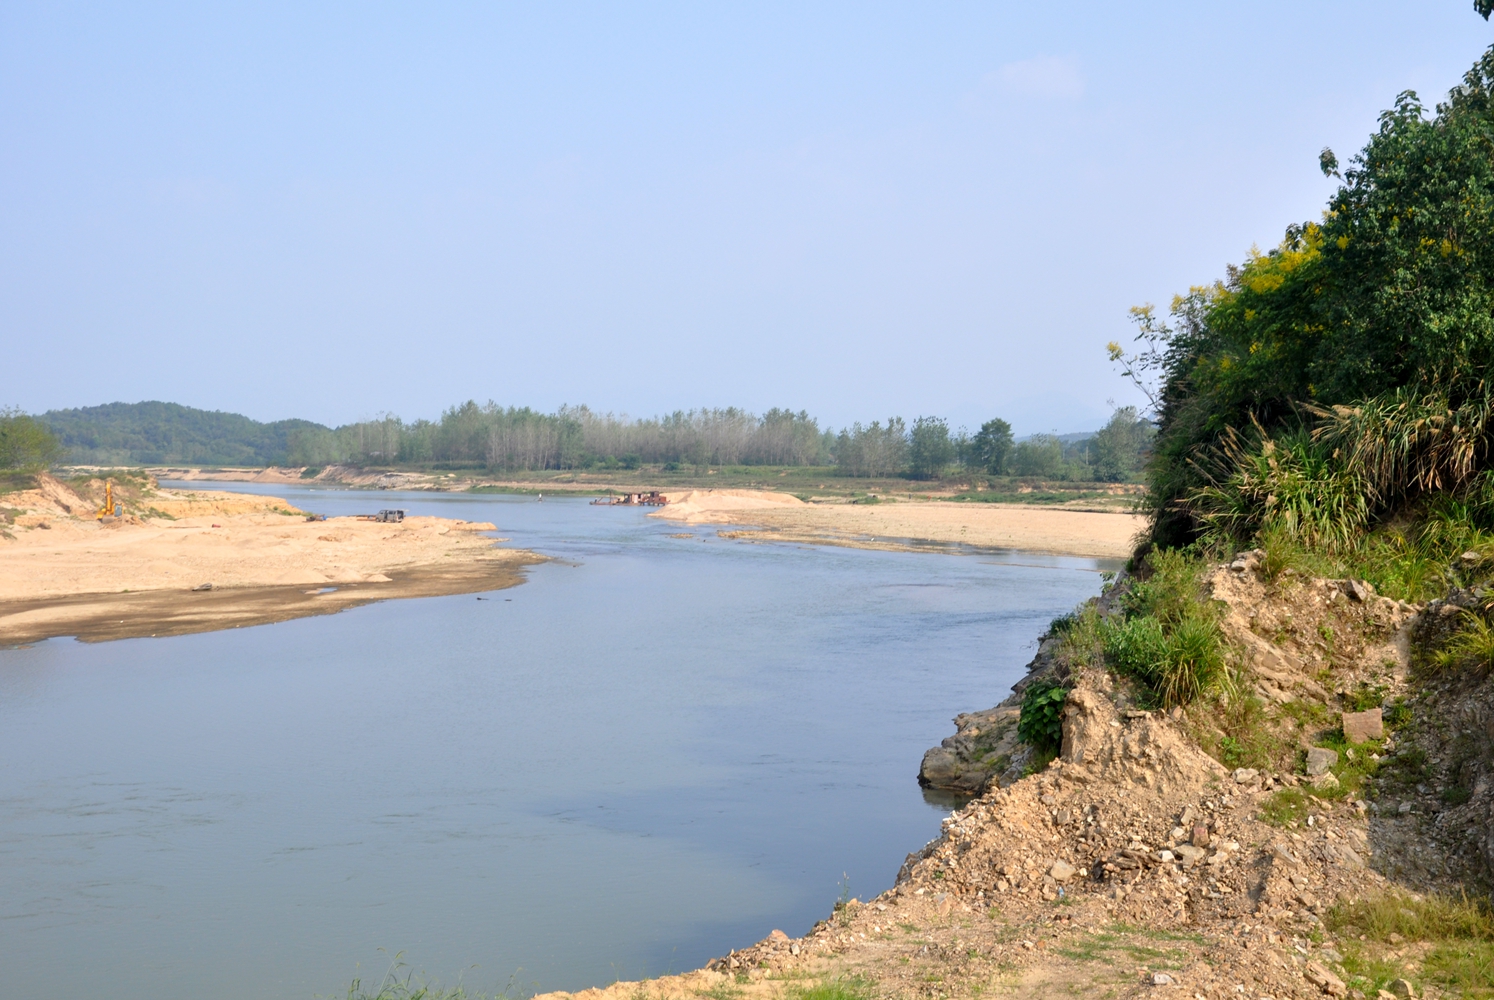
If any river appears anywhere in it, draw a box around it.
[0,487,1112,998]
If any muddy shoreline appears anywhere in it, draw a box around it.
[0,557,539,645]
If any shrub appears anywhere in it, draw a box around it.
[1045,612,1078,639]
[1100,548,1226,708]
[1017,677,1070,756]
[1190,425,1368,553]
[1103,614,1223,708]
[1130,42,1494,549]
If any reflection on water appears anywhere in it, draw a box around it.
[0,489,1110,999]
[919,786,977,812]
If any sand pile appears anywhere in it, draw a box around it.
[4,474,93,519]
[649,489,806,524]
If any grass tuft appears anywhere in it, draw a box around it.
[1099,548,1226,708]
[1431,610,1494,679]
[784,976,875,1000]
[1330,891,1494,941]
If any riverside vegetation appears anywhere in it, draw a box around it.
[502,21,1494,1000]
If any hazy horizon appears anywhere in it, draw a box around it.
[3,3,1489,436]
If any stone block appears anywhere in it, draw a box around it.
[1343,708,1384,744]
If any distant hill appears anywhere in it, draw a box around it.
[41,402,330,466]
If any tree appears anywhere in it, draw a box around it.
[970,418,1014,474]
[1012,435,1063,477]
[1089,407,1153,482]
[836,418,908,477]
[908,416,955,479]
[0,408,65,470]
[1127,40,1494,544]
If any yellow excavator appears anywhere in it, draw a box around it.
[96,480,121,520]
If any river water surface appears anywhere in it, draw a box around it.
[1,488,1112,999]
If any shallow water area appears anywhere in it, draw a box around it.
[1,488,1113,999]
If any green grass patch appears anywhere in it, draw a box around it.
[1259,787,1311,827]
[1021,748,1058,777]
[1431,610,1494,680]
[694,986,744,1000]
[1187,686,1294,773]
[947,489,1122,506]
[1343,682,1389,712]
[784,976,876,1000]
[1443,784,1475,806]
[1376,746,1430,796]
[1330,892,1494,997]
[1051,924,1199,967]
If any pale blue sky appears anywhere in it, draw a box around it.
[2,3,1489,434]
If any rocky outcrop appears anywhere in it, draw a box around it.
[917,573,1134,794]
[915,704,1022,794]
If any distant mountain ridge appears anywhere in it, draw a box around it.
[42,401,329,466]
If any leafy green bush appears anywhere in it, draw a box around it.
[1017,678,1070,756]
[1100,549,1226,708]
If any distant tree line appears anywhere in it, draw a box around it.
[34,400,1154,481]
[833,407,1153,482]
[284,404,835,470]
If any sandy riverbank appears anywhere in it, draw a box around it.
[0,476,541,644]
[651,489,1144,559]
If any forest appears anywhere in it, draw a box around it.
[26,400,1154,483]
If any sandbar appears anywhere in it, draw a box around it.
[650,489,1143,559]
[0,476,541,644]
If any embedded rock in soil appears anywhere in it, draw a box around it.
[1306,747,1339,775]
[1343,708,1384,743]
